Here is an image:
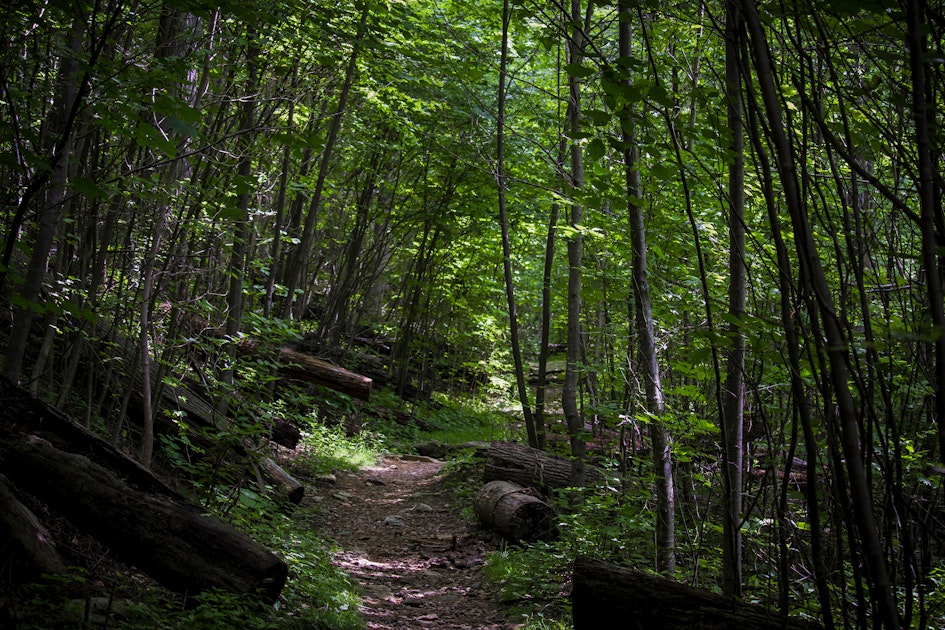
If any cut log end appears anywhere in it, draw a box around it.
[474,480,556,542]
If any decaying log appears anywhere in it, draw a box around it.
[572,556,822,630]
[0,378,287,602]
[260,457,304,504]
[474,480,556,542]
[270,416,302,449]
[237,340,372,401]
[484,441,604,492]
[0,473,67,580]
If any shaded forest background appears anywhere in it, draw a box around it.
[2,0,945,628]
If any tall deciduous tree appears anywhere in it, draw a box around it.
[497,0,538,448]
[563,0,588,485]
[4,18,84,382]
[618,2,674,575]
[721,0,746,596]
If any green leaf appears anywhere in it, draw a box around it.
[167,117,200,138]
[583,109,611,126]
[564,63,595,79]
[72,177,108,200]
[586,138,606,162]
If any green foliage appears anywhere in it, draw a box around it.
[290,423,386,476]
[419,395,517,444]
[482,479,655,627]
[437,452,486,522]
[483,543,571,622]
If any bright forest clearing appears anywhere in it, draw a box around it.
[1,0,944,628]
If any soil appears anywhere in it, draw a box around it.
[307,454,518,630]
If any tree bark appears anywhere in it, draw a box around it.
[562,0,588,486]
[474,480,556,542]
[621,10,674,575]
[3,19,83,382]
[572,556,822,630]
[721,0,746,596]
[259,457,304,504]
[904,0,945,463]
[282,7,369,319]
[0,378,287,602]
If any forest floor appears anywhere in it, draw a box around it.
[306,454,518,630]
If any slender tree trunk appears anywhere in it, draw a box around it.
[4,20,83,382]
[534,137,566,451]
[562,0,587,484]
[139,6,200,467]
[904,0,945,463]
[497,0,537,448]
[264,73,296,318]
[742,2,899,626]
[282,8,368,319]
[721,0,746,596]
[744,80,834,628]
[621,8,674,575]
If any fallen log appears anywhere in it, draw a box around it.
[237,340,372,401]
[572,556,822,630]
[259,457,304,504]
[0,473,67,581]
[474,480,556,542]
[0,378,287,602]
[484,441,604,492]
[270,415,302,449]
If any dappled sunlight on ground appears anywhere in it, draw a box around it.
[307,456,517,629]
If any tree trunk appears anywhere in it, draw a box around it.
[904,0,945,463]
[259,457,304,504]
[571,556,822,630]
[282,7,368,319]
[620,10,674,575]
[483,441,603,492]
[497,0,537,449]
[3,19,83,382]
[562,0,588,486]
[0,378,287,602]
[534,138,566,452]
[721,0,746,596]
[474,480,556,542]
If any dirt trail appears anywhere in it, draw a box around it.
[307,455,517,629]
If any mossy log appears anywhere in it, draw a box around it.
[0,377,287,602]
[474,480,556,542]
[484,441,604,492]
[572,556,822,630]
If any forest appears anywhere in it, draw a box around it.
[0,0,943,628]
